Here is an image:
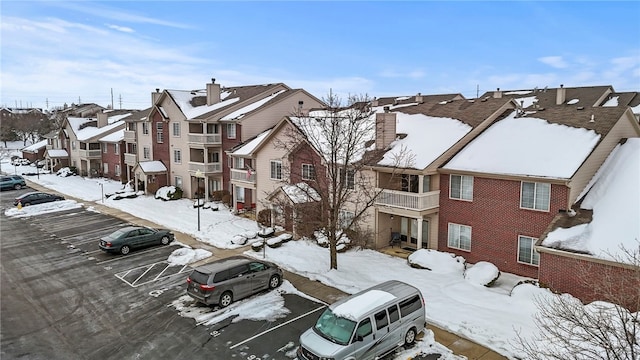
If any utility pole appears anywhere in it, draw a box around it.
[119,94,122,109]
[111,88,114,109]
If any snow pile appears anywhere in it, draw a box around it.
[464,262,500,286]
[167,247,212,266]
[408,249,466,273]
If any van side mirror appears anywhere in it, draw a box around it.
[356,335,364,342]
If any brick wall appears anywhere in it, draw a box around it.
[151,112,170,172]
[101,142,124,182]
[539,251,640,311]
[438,174,569,279]
[222,123,242,192]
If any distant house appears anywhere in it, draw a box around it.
[439,86,640,280]
[21,139,47,163]
[99,129,125,183]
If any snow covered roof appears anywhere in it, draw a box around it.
[221,90,286,121]
[229,129,272,156]
[100,129,124,143]
[542,138,640,263]
[281,183,321,204]
[332,290,396,321]
[46,149,68,158]
[137,160,167,173]
[76,120,125,141]
[67,117,96,133]
[443,111,601,179]
[22,139,47,152]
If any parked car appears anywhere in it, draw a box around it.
[1,175,27,190]
[14,191,64,206]
[186,255,283,308]
[98,226,175,255]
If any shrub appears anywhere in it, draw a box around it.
[221,193,231,206]
[257,209,272,227]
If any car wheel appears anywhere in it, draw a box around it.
[404,328,417,347]
[14,184,22,190]
[160,236,170,245]
[219,292,233,308]
[23,202,30,206]
[120,245,131,255]
[268,274,281,289]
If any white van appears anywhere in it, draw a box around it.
[297,280,426,360]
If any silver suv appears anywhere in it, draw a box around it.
[186,256,283,307]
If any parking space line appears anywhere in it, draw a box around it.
[130,265,190,288]
[131,263,158,286]
[229,306,325,350]
[96,246,168,265]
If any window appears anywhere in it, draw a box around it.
[72,141,76,150]
[115,164,120,176]
[388,305,399,324]
[143,147,150,160]
[338,210,354,229]
[156,122,164,143]
[302,164,315,180]
[103,163,109,174]
[175,176,182,189]
[114,143,119,155]
[234,157,244,169]
[227,123,236,139]
[102,143,107,153]
[235,186,245,202]
[448,223,471,251]
[270,160,282,180]
[399,295,422,317]
[422,175,431,193]
[521,182,550,211]
[374,310,388,330]
[142,122,149,135]
[402,174,419,193]
[172,122,180,137]
[518,235,540,265]
[450,174,473,200]
[174,149,181,164]
[340,168,355,190]
[354,318,372,339]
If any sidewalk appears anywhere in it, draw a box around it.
[26,181,508,360]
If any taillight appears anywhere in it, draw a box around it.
[200,284,215,291]
[105,242,112,248]
[186,278,192,284]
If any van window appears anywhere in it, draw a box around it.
[354,318,372,341]
[229,265,249,277]
[388,304,399,324]
[374,310,388,330]
[249,262,267,272]
[190,270,210,285]
[399,295,422,317]
[213,270,230,282]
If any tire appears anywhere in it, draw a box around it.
[23,202,30,206]
[219,292,233,308]
[404,328,417,347]
[160,236,170,245]
[268,274,281,289]
[14,184,22,190]
[120,245,131,255]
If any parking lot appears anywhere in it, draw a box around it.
[0,188,327,360]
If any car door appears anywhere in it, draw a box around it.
[349,317,377,360]
[247,261,271,292]
[227,264,252,299]
[125,229,143,248]
[137,228,156,246]
[33,194,47,204]
[373,307,400,357]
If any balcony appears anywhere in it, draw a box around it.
[230,168,256,184]
[78,149,102,159]
[375,189,440,211]
[189,162,222,174]
[124,153,137,166]
[124,130,136,142]
[188,133,221,145]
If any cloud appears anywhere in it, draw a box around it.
[107,24,134,33]
[538,56,568,69]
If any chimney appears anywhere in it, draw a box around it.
[493,88,502,98]
[97,112,108,128]
[206,78,221,106]
[415,93,423,103]
[151,88,162,105]
[556,84,566,105]
[371,97,378,107]
[375,112,397,150]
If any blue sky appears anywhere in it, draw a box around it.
[1,1,639,110]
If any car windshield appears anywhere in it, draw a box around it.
[105,228,130,240]
[312,308,356,345]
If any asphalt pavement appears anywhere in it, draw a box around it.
[24,180,508,360]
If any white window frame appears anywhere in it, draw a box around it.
[302,163,315,180]
[518,235,540,266]
[338,210,354,229]
[102,143,108,153]
[227,123,236,139]
[115,164,121,177]
[103,163,109,174]
[72,141,76,150]
[235,185,245,202]
[172,122,180,137]
[114,143,119,155]
[173,149,181,164]
[447,223,471,251]
[156,122,163,143]
[142,122,149,135]
[270,160,282,180]
[143,146,150,160]
[520,181,550,211]
[340,168,355,190]
[174,176,182,189]
[449,174,473,201]
[234,157,244,169]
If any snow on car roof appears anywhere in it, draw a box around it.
[332,289,396,321]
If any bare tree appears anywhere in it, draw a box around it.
[270,91,411,270]
[516,243,640,360]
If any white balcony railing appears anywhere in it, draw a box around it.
[79,149,102,159]
[375,189,440,211]
[188,133,221,145]
[124,153,137,166]
[230,168,256,184]
[189,162,222,173]
[124,130,136,142]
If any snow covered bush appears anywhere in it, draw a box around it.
[251,241,264,252]
[464,261,501,287]
[155,186,183,200]
[56,167,76,177]
[231,235,248,245]
[407,249,466,274]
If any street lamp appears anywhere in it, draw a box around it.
[195,170,203,231]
